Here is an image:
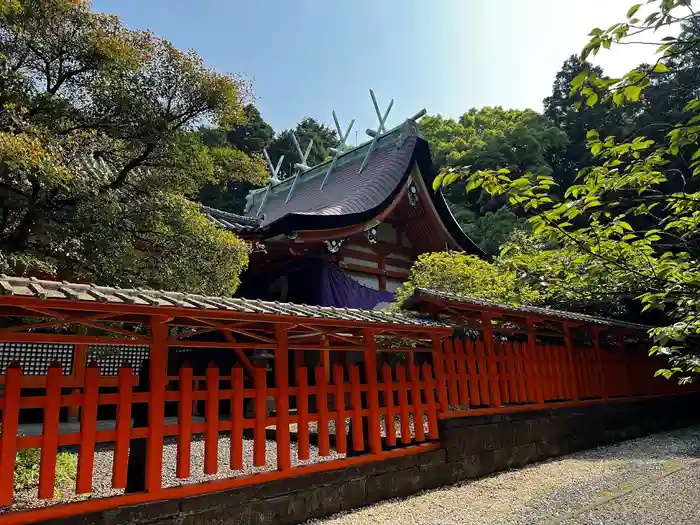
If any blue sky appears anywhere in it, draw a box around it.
[92,1,660,144]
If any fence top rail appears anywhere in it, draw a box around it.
[403,288,651,333]
[0,276,449,334]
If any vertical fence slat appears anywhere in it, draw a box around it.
[593,329,607,400]
[515,342,527,403]
[507,342,519,403]
[454,338,469,407]
[296,366,310,461]
[349,364,364,453]
[527,319,544,405]
[230,366,244,470]
[475,339,490,406]
[410,362,425,442]
[76,363,100,494]
[204,365,219,475]
[443,339,459,407]
[497,341,509,404]
[177,364,193,479]
[559,344,570,400]
[363,329,382,455]
[549,344,560,400]
[431,336,449,415]
[146,318,168,494]
[39,363,62,500]
[314,365,330,457]
[396,364,411,445]
[112,365,133,489]
[0,364,21,506]
[333,364,347,455]
[422,363,438,439]
[535,344,554,401]
[254,366,267,467]
[564,324,579,401]
[482,316,502,409]
[465,339,480,406]
[381,363,396,447]
[274,325,291,471]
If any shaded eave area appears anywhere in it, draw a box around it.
[402,288,651,335]
[259,138,483,256]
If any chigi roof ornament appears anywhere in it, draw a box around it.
[285,133,314,203]
[359,89,394,173]
[257,148,286,216]
[320,111,355,190]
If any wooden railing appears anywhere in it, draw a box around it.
[0,332,688,524]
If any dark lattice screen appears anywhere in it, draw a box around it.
[87,345,150,376]
[0,342,74,375]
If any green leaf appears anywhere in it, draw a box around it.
[613,92,626,106]
[626,4,641,17]
[586,129,599,140]
[624,85,642,102]
[653,63,670,73]
[586,93,599,106]
[571,70,587,87]
[432,174,444,191]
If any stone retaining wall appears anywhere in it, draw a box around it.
[44,394,700,525]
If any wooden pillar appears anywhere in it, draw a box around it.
[527,317,544,405]
[563,323,579,401]
[431,334,449,414]
[482,314,502,408]
[145,316,168,493]
[592,327,608,400]
[321,335,331,384]
[363,329,382,454]
[70,343,88,420]
[274,324,291,470]
[378,256,387,291]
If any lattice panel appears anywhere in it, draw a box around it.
[0,342,74,375]
[87,345,150,376]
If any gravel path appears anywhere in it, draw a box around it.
[8,414,428,512]
[9,435,345,512]
[307,426,700,525]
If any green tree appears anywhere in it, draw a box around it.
[267,117,340,177]
[0,0,267,295]
[438,0,700,381]
[394,250,542,308]
[199,103,274,214]
[421,107,567,253]
[543,55,631,188]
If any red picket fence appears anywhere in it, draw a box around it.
[0,333,688,524]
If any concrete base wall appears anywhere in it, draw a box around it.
[45,394,700,525]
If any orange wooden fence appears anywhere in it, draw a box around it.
[0,329,687,524]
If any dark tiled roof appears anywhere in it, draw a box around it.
[402,288,650,331]
[203,119,482,255]
[0,276,446,328]
[246,125,417,226]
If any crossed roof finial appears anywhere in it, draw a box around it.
[320,110,355,190]
[359,89,394,173]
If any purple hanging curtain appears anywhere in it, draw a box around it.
[317,260,395,309]
[237,259,395,309]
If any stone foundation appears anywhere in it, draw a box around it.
[44,394,700,525]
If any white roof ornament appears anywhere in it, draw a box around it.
[359,89,394,173]
[285,133,314,203]
[320,110,355,190]
[257,148,285,216]
[291,132,313,173]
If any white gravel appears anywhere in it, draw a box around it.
[307,426,700,525]
[9,434,345,512]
